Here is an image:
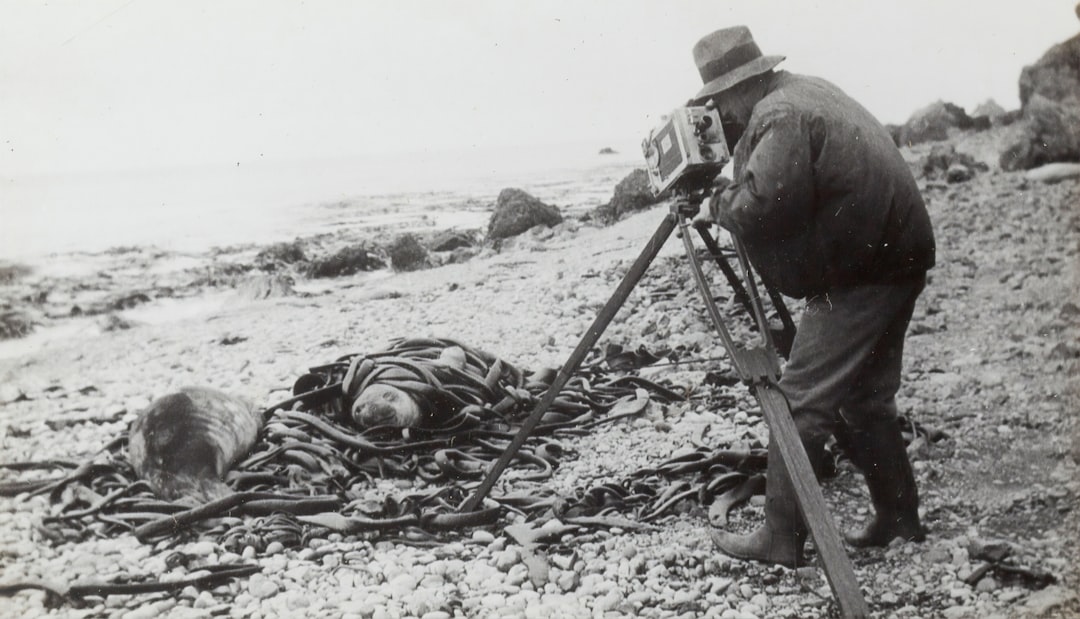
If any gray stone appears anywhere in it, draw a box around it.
[1001,94,1080,171]
[943,605,974,619]
[590,169,666,225]
[426,229,476,252]
[388,233,430,272]
[896,100,975,146]
[946,164,974,184]
[493,547,521,571]
[255,240,307,270]
[487,189,562,240]
[971,99,1008,124]
[307,245,385,278]
[924,545,952,563]
[1019,32,1080,107]
[975,576,999,593]
[246,573,280,599]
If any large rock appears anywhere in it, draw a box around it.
[895,100,976,146]
[487,189,562,240]
[255,240,307,271]
[1002,21,1080,170]
[590,169,665,225]
[971,99,1007,124]
[1000,94,1080,171]
[388,233,430,272]
[307,245,385,278]
[426,229,477,252]
[1018,32,1080,107]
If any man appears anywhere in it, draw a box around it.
[691,26,936,567]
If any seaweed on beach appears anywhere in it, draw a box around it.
[8,338,683,549]
[6,336,942,560]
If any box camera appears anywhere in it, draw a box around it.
[641,106,730,196]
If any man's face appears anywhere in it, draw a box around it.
[712,87,754,149]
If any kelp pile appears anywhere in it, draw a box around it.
[4,337,941,556]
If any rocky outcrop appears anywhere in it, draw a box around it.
[487,189,563,240]
[972,99,1008,124]
[426,230,476,252]
[388,234,430,272]
[255,241,307,271]
[895,100,977,146]
[1001,94,1080,171]
[1001,24,1080,171]
[1019,32,1080,107]
[590,169,665,225]
[307,246,385,278]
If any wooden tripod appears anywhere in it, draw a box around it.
[461,198,871,618]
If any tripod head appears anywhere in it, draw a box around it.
[668,186,713,222]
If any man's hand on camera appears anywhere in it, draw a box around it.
[691,203,714,230]
[692,175,732,230]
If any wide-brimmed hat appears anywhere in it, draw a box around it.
[691,26,784,103]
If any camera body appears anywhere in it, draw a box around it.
[641,106,730,196]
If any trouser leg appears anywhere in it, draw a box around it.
[762,277,925,550]
[711,276,928,563]
[837,278,927,546]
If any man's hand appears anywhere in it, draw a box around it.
[691,199,715,230]
[692,176,732,231]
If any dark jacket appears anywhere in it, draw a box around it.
[713,71,935,299]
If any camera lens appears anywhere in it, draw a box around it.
[646,142,661,167]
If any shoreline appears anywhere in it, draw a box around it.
[0,158,1077,618]
[0,163,638,360]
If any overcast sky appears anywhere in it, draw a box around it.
[1,0,1076,176]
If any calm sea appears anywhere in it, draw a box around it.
[1,141,643,263]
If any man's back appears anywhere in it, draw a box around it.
[731,71,936,297]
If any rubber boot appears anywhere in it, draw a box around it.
[710,440,808,568]
[843,417,926,547]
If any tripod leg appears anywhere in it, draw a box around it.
[700,225,796,358]
[685,225,870,617]
[679,219,743,367]
[693,224,755,320]
[763,283,796,359]
[461,213,680,512]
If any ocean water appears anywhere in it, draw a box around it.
[1,141,643,263]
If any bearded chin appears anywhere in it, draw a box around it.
[723,121,746,151]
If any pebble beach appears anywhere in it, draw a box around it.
[1,135,1079,619]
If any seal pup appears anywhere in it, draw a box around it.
[350,345,468,428]
[350,383,423,428]
[128,386,263,503]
